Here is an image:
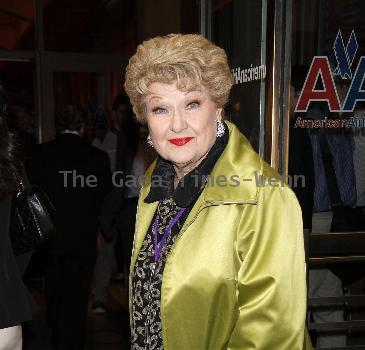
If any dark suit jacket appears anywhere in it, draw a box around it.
[29,133,111,256]
[0,196,32,328]
[288,117,315,230]
[98,126,139,241]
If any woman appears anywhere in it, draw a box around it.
[0,86,32,349]
[125,34,311,350]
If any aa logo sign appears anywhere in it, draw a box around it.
[295,30,365,113]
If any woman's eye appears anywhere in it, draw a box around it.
[187,101,200,110]
[152,107,167,114]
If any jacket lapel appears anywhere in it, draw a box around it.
[130,184,158,272]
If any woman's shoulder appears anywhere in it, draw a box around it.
[203,122,293,204]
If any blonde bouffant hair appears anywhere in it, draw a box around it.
[124,33,233,123]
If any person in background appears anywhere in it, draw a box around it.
[92,109,118,175]
[308,78,354,348]
[91,109,119,315]
[28,104,111,350]
[114,124,155,281]
[288,76,315,232]
[92,94,143,315]
[351,102,365,213]
[0,85,33,350]
[289,67,341,347]
[112,95,140,280]
[125,33,311,350]
[7,104,44,304]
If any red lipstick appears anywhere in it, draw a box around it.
[168,137,193,146]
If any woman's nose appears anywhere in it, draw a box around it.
[170,110,187,133]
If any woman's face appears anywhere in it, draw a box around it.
[145,82,222,175]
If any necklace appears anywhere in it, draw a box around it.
[152,204,186,262]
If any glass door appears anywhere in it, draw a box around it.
[212,0,268,156]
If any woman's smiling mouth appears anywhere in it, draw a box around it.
[168,137,193,146]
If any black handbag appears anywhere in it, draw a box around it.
[10,179,56,255]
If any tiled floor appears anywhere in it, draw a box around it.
[24,281,131,350]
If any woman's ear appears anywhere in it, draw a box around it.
[216,108,223,121]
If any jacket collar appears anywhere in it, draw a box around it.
[58,132,85,143]
[202,121,261,204]
[144,123,229,208]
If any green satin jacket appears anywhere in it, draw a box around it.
[130,121,312,350]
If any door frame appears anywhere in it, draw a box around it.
[200,0,293,176]
[39,52,129,141]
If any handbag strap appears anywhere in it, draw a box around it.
[15,177,25,197]
[16,167,29,196]
[317,131,343,208]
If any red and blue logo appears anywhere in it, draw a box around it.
[295,30,365,112]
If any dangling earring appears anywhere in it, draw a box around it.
[147,134,154,148]
[216,119,225,138]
